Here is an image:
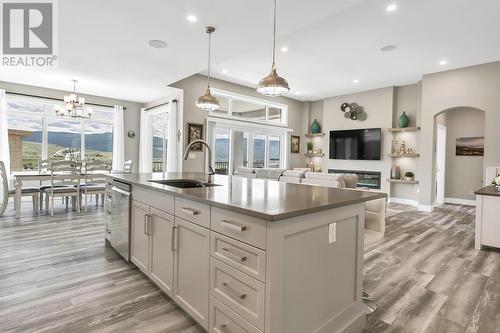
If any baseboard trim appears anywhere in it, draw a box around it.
[444,197,476,206]
[417,204,434,212]
[389,197,418,207]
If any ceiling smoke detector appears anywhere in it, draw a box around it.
[149,40,167,48]
[380,45,397,52]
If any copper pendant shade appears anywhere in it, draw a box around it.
[196,26,220,111]
[257,0,290,97]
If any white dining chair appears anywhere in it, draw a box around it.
[80,160,111,212]
[0,161,40,216]
[45,160,82,216]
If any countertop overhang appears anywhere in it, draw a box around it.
[107,172,386,221]
[475,186,500,197]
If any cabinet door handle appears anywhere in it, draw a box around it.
[147,214,153,236]
[221,281,247,300]
[180,207,200,215]
[171,226,177,251]
[219,322,230,332]
[143,215,148,235]
[220,220,247,232]
[222,247,247,262]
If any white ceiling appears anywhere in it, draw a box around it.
[1,0,499,103]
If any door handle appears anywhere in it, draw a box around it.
[220,220,247,232]
[222,247,247,262]
[180,207,200,215]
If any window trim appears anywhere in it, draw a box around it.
[210,88,288,127]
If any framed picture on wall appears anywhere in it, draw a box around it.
[456,136,484,156]
[187,123,204,151]
[291,135,300,153]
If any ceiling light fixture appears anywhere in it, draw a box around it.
[187,15,197,22]
[54,79,93,119]
[353,79,360,84]
[439,60,448,66]
[148,40,167,48]
[386,3,397,12]
[257,0,290,97]
[380,45,397,52]
[196,26,220,112]
[222,69,228,74]
[280,46,288,52]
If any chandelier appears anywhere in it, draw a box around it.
[55,79,93,118]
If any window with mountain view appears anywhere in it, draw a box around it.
[6,95,114,171]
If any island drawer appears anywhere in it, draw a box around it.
[175,197,210,228]
[210,232,266,282]
[209,296,263,333]
[210,258,265,331]
[133,187,174,215]
[211,207,267,250]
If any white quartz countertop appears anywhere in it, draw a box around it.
[107,172,386,221]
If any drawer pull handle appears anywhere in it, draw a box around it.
[181,207,200,215]
[220,322,230,332]
[222,247,247,262]
[220,220,247,232]
[222,281,247,300]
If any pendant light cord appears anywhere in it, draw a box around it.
[272,0,277,70]
[207,30,212,89]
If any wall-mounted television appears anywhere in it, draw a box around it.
[329,128,381,160]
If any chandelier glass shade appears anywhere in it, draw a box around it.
[55,80,93,119]
[257,0,289,97]
[196,26,220,111]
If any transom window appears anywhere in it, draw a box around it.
[6,94,114,171]
[210,89,288,126]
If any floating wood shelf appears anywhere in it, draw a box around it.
[386,179,419,184]
[389,153,420,158]
[387,127,421,133]
[304,153,325,157]
[305,133,326,137]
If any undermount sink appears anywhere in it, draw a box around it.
[148,179,221,188]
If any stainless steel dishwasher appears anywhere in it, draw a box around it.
[104,179,131,261]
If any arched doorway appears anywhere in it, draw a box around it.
[433,107,485,206]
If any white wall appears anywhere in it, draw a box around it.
[319,87,394,193]
[435,108,485,201]
[0,80,143,171]
[170,74,307,172]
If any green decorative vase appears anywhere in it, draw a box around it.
[398,111,409,128]
[311,118,321,134]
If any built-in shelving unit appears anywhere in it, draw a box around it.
[386,179,419,185]
[304,153,325,157]
[388,153,420,158]
[305,132,325,137]
[387,127,421,133]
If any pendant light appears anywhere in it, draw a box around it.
[257,0,290,97]
[196,26,220,111]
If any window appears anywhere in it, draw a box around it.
[6,95,114,171]
[253,133,266,168]
[268,135,281,168]
[210,89,288,126]
[214,128,230,175]
[151,111,168,172]
[232,131,248,171]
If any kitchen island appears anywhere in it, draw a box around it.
[105,172,386,333]
[475,186,500,249]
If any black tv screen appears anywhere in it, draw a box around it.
[329,128,381,160]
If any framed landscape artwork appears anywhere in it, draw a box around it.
[291,135,300,153]
[187,123,203,151]
[456,136,484,156]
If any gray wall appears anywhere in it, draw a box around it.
[435,108,485,201]
[0,81,143,171]
[418,61,500,207]
[170,74,307,172]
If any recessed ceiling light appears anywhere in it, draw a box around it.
[280,46,288,52]
[353,79,360,84]
[380,45,397,52]
[187,15,197,22]
[386,3,397,12]
[296,91,301,95]
[148,40,167,48]
[439,60,448,66]
[222,69,228,74]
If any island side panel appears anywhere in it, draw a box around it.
[265,203,366,333]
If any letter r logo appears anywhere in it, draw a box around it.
[2,2,53,54]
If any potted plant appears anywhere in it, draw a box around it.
[491,176,500,191]
[307,141,313,154]
[405,171,415,181]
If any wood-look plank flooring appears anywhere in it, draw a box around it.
[1,201,499,332]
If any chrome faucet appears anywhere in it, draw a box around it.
[183,139,215,181]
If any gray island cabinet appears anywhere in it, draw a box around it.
[107,173,385,333]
